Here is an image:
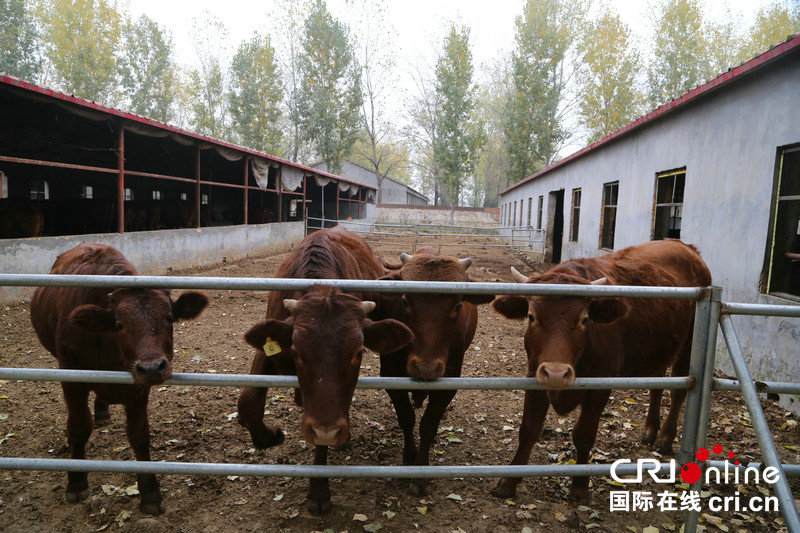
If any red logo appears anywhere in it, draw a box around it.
[680,444,738,484]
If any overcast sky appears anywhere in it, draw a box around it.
[125,0,779,158]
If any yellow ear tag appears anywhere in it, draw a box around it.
[263,337,282,356]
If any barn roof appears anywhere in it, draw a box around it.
[502,33,800,196]
[0,73,374,191]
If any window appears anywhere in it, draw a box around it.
[30,178,49,200]
[570,188,581,242]
[80,185,93,199]
[767,146,800,298]
[537,196,543,229]
[519,200,524,226]
[124,188,134,201]
[653,169,685,240]
[600,181,618,250]
[0,171,8,199]
[201,193,209,205]
[513,201,517,226]
[180,192,188,201]
[152,189,162,200]
[527,198,533,227]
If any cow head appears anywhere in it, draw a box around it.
[68,289,209,385]
[381,251,494,379]
[244,285,413,446]
[492,268,628,390]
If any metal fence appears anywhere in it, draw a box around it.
[306,217,546,254]
[0,272,798,532]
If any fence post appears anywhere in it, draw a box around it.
[720,315,800,532]
[681,286,721,533]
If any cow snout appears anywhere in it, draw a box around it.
[535,362,575,390]
[407,357,445,379]
[305,418,349,446]
[134,357,171,384]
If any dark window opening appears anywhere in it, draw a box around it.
[201,193,209,205]
[537,195,543,229]
[30,178,49,200]
[767,147,800,299]
[601,181,618,250]
[653,169,685,240]
[570,188,581,242]
[527,198,533,226]
[125,188,134,201]
[152,189,161,200]
[80,185,93,199]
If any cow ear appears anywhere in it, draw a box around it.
[172,291,209,320]
[463,276,494,304]
[68,304,116,331]
[492,295,528,320]
[378,270,402,281]
[363,319,414,354]
[589,299,629,324]
[244,319,293,351]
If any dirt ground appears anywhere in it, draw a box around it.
[0,234,798,532]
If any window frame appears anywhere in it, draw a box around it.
[570,188,581,242]
[527,198,532,227]
[652,168,686,240]
[600,181,619,250]
[537,196,543,229]
[764,145,800,301]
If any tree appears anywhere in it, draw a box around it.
[0,0,41,81]
[118,14,177,122]
[228,32,284,154]
[432,23,483,206]
[503,0,586,184]
[296,0,362,174]
[578,8,643,143]
[738,1,800,61]
[39,0,122,104]
[187,11,229,137]
[406,60,442,204]
[474,58,512,207]
[646,0,708,107]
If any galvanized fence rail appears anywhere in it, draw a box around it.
[0,273,798,532]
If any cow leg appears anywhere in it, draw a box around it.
[492,389,550,498]
[63,383,92,503]
[237,352,284,449]
[655,343,692,454]
[411,390,428,408]
[385,389,417,464]
[94,395,111,427]
[641,389,663,445]
[306,445,332,515]
[570,389,611,500]
[409,389,457,496]
[124,396,164,515]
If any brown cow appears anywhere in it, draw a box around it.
[30,242,208,514]
[0,205,44,238]
[237,225,413,514]
[378,248,494,495]
[491,239,711,500]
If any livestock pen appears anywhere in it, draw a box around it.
[0,241,798,532]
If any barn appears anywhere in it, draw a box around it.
[498,33,800,408]
[311,159,429,206]
[0,73,376,302]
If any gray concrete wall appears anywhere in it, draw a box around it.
[0,221,304,303]
[375,205,500,226]
[499,54,800,410]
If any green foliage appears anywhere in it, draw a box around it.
[503,0,585,184]
[578,8,643,143]
[350,135,410,185]
[297,0,363,174]
[39,0,122,104]
[474,58,512,207]
[738,1,800,62]
[432,23,483,205]
[187,11,229,138]
[118,14,177,122]
[0,0,41,80]
[646,0,708,107]
[228,32,284,154]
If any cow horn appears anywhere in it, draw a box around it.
[590,277,609,285]
[510,266,528,283]
[283,299,298,314]
[361,301,376,314]
[459,257,473,270]
[400,253,412,264]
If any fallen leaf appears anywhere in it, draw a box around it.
[101,485,117,495]
[123,484,139,496]
[353,513,368,522]
[516,510,532,519]
[95,524,110,531]
[643,526,659,533]
[417,506,427,515]
[624,398,637,404]
[0,414,8,420]
[115,510,131,526]
[382,510,396,519]
[273,494,283,501]
[555,512,567,522]
[363,523,383,532]
[226,412,238,421]
[446,493,462,501]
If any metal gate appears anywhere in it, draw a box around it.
[0,272,798,532]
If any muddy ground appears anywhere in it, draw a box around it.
[0,234,798,532]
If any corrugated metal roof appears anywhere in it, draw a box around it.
[0,73,375,191]
[502,33,800,196]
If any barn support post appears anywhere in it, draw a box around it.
[243,158,249,225]
[277,166,283,223]
[336,185,340,221]
[358,188,362,219]
[680,286,721,533]
[116,122,125,233]
[720,315,800,531]
[302,174,307,222]
[195,146,201,229]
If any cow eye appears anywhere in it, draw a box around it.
[452,302,462,314]
[166,314,175,323]
[402,297,411,309]
[581,316,589,327]
[114,321,124,331]
[527,313,534,322]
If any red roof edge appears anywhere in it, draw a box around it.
[502,33,800,196]
[0,73,374,191]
